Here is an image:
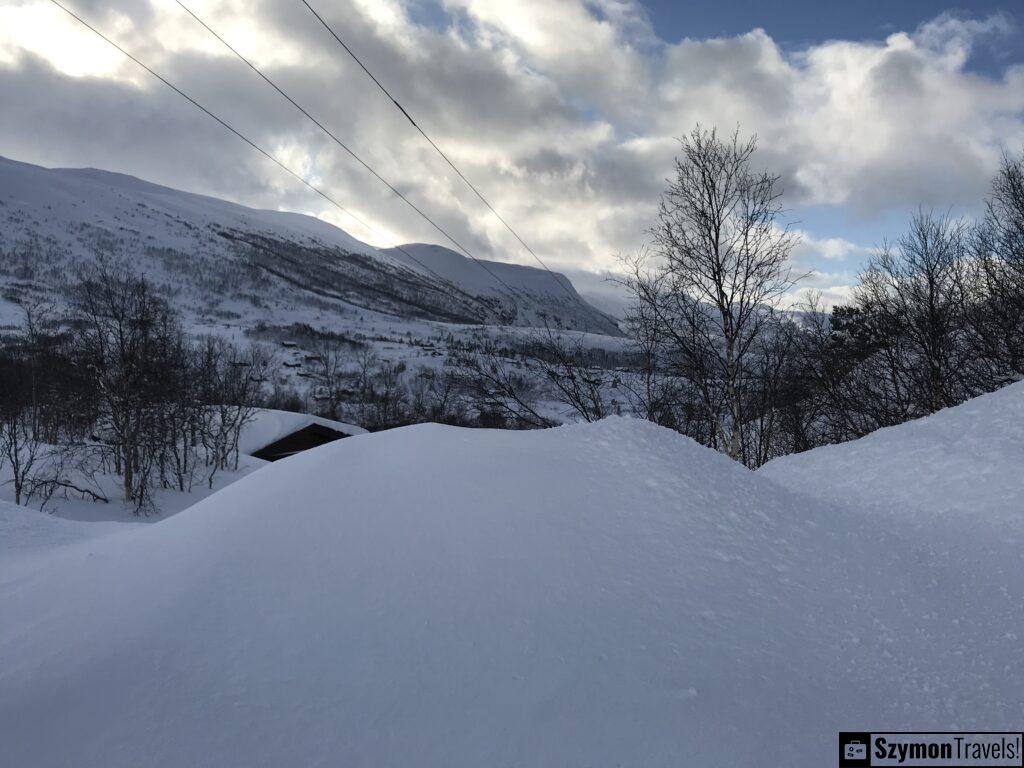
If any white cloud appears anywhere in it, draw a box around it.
[792,232,873,262]
[0,0,1021,294]
[784,268,860,310]
[784,284,856,311]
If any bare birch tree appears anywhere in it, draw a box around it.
[640,126,801,461]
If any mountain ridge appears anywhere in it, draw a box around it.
[0,155,622,336]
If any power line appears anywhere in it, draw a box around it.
[46,0,503,324]
[299,0,603,331]
[174,0,522,302]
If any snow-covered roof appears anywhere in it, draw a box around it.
[240,409,366,457]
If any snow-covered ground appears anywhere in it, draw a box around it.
[0,501,125,559]
[0,451,259,523]
[2,387,1023,767]
[760,380,1024,532]
[0,409,366,522]
[0,154,630,419]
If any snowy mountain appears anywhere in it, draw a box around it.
[0,155,620,335]
[3,407,1023,766]
[383,242,615,331]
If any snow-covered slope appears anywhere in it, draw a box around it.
[0,155,618,333]
[0,501,123,559]
[759,380,1024,531]
[2,418,1021,767]
[384,243,619,332]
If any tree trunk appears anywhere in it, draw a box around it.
[725,336,741,460]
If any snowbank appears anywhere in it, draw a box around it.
[0,502,124,558]
[2,417,1021,766]
[760,381,1024,530]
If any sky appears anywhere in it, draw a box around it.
[1,0,1023,308]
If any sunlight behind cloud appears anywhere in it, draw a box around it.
[148,0,315,69]
[0,2,126,78]
[0,0,1021,297]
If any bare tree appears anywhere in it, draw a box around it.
[528,325,610,423]
[0,406,44,505]
[855,211,973,414]
[370,360,407,429]
[196,338,271,488]
[741,313,803,466]
[972,149,1024,376]
[408,367,466,424]
[632,126,801,461]
[310,336,350,420]
[617,251,693,432]
[453,343,552,429]
[68,265,171,508]
[351,348,381,428]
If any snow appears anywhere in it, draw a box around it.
[2,414,1023,767]
[0,155,620,335]
[238,408,367,456]
[0,155,392,265]
[386,243,570,295]
[0,501,124,559]
[759,380,1024,532]
[384,243,621,334]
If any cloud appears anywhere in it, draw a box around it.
[792,232,873,262]
[784,284,856,311]
[783,270,859,310]
[0,0,1022,298]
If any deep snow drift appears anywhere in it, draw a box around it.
[2,417,1022,767]
[0,501,124,558]
[760,380,1024,530]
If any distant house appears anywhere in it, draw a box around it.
[242,410,367,463]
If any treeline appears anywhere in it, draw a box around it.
[0,265,269,512]
[597,128,1024,467]
[261,131,1024,470]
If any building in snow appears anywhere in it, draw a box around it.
[242,410,367,462]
